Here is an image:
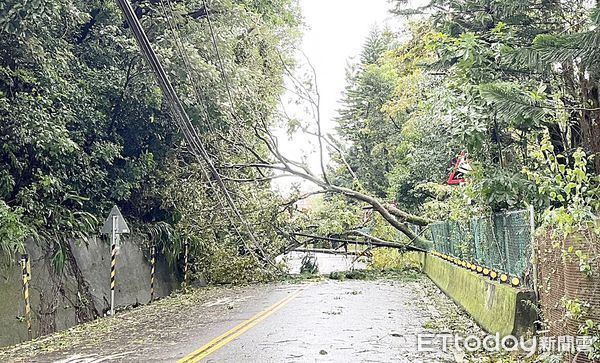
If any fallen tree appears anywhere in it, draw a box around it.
[289,231,429,252]
[290,247,365,256]
[217,53,436,250]
[115,0,434,261]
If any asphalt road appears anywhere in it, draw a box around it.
[0,274,482,363]
[180,279,455,363]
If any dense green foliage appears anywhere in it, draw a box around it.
[0,0,300,279]
[332,1,600,226]
[326,4,600,357]
[335,30,400,198]
[2,0,600,294]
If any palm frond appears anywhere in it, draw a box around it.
[479,82,548,125]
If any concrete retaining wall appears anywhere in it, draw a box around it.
[0,236,180,347]
[422,253,537,337]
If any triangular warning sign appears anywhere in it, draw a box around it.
[100,205,130,234]
[447,151,471,185]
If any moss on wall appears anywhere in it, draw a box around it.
[0,237,180,348]
[422,253,537,337]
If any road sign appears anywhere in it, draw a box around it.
[447,151,472,185]
[100,205,129,316]
[101,205,130,235]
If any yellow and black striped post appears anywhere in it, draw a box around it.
[110,215,117,316]
[150,245,156,302]
[20,254,32,340]
[183,242,189,288]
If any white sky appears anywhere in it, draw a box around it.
[272,0,404,195]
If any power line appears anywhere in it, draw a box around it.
[114,0,266,259]
[157,0,249,248]
[200,0,267,172]
[159,0,248,166]
[202,0,237,112]
[158,0,218,133]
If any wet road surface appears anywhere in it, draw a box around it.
[191,279,463,363]
[0,274,482,363]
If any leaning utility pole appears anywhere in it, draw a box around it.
[113,0,263,254]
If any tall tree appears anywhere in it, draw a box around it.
[336,29,399,198]
[0,0,301,277]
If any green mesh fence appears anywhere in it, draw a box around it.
[427,209,534,287]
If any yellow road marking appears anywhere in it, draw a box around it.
[177,288,304,363]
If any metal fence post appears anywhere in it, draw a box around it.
[445,222,451,256]
[502,214,511,273]
[529,205,539,298]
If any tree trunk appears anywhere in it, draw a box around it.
[578,75,600,174]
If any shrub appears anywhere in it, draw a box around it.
[368,248,422,271]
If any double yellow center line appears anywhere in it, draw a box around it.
[177,288,304,363]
